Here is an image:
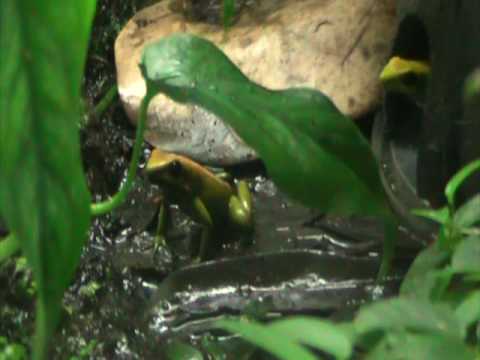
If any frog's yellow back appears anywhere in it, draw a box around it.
[146,148,234,219]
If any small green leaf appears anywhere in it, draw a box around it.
[454,290,480,333]
[445,159,480,208]
[454,194,480,229]
[366,331,474,360]
[0,1,95,358]
[269,317,353,359]
[451,235,480,274]
[0,234,20,264]
[0,341,28,360]
[401,268,454,302]
[400,245,451,298]
[223,0,236,28]
[412,206,449,225]
[355,298,464,340]
[464,68,480,103]
[164,340,203,360]
[218,319,317,360]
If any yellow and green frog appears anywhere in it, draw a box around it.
[146,148,253,261]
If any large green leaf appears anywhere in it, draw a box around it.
[400,268,454,302]
[218,319,317,360]
[400,245,451,299]
[0,1,95,358]
[454,290,480,332]
[366,331,474,360]
[268,317,353,359]
[454,193,480,228]
[451,235,480,274]
[355,298,464,340]
[139,33,390,218]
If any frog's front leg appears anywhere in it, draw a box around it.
[192,196,214,262]
[228,180,253,229]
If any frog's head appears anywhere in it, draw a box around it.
[146,148,188,188]
[380,56,430,103]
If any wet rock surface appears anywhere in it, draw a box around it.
[146,251,404,338]
[115,0,398,165]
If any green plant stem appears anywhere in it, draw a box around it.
[445,158,480,208]
[33,297,49,360]
[377,215,397,281]
[78,84,118,129]
[93,84,118,118]
[0,233,20,263]
[90,94,152,216]
[223,0,235,28]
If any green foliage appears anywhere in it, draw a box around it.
[445,159,480,209]
[216,318,352,360]
[0,1,95,359]
[412,159,480,250]
[69,340,98,360]
[355,298,464,339]
[454,291,480,331]
[399,245,451,300]
[267,317,353,359]
[399,162,480,298]
[92,84,118,120]
[78,281,102,298]
[353,298,476,359]
[216,159,480,359]
[451,235,480,274]
[454,194,480,228]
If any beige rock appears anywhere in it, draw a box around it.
[115,0,397,165]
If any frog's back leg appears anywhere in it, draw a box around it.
[228,180,253,229]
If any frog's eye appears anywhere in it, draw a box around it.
[402,72,418,86]
[168,159,183,177]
